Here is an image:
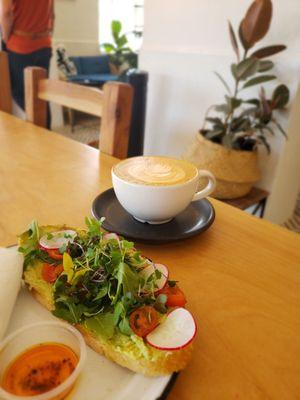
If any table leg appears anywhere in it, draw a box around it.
[251,198,267,219]
[259,198,267,218]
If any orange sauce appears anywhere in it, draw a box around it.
[2,343,78,397]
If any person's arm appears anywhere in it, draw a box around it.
[0,0,13,43]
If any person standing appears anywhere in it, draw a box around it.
[0,0,54,110]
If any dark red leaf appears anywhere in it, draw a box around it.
[271,84,290,109]
[251,45,287,59]
[241,0,273,49]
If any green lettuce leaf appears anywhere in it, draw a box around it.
[113,262,139,304]
[84,313,115,339]
[53,296,86,324]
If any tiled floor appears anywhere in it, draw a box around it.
[54,114,100,146]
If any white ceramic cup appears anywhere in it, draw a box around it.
[112,158,216,224]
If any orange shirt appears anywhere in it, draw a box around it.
[7,0,53,54]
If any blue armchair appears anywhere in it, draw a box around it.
[68,55,118,85]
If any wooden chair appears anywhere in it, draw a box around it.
[24,67,133,159]
[0,51,12,114]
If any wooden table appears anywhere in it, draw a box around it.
[1,112,300,400]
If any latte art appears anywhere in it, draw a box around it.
[113,156,198,186]
[127,161,186,184]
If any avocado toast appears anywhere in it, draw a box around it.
[18,218,196,376]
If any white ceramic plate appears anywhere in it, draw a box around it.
[6,286,172,400]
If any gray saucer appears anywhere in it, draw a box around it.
[92,188,215,244]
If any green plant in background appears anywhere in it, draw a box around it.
[200,0,290,153]
[102,20,138,75]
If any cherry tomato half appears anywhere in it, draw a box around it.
[158,284,187,308]
[55,264,64,276]
[129,306,159,337]
[42,263,64,283]
[46,248,63,260]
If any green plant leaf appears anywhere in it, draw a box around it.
[228,20,240,61]
[235,58,259,80]
[272,84,290,109]
[84,313,115,339]
[53,297,86,324]
[258,60,274,72]
[272,119,288,138]
[243,98,260,106]
[114,262,139,303]
[63,252,74,284]
[113,301,124,325]
[214,71,231,94]
[205,130,224,140]
[255,124,275,136]
[214,104,230,113]
[251,45,287,59]
[85,216,103,235]
[112,20,122,40]
[102,43,116,53]
[240,0,273,49]
[118,317,133,336]
[119,46,133,53]
[243,75,276,89]
[258,135,271,154]
[226,96,242,111]
[93,284,109,301]
[231,115,252,130]
[18,220,40,269]
[116,34,128,48]
[231,63,238,79]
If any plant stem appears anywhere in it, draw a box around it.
[225,49,248,135]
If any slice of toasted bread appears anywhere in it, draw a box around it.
[29,287,193,376]
[20,224,194,376]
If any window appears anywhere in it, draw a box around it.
[99,0,144,51]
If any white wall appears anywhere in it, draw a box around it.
[264,85,300,222]
[140,0,300,223]
[53,0,99,56]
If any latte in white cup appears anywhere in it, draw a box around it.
[112,156,216,224]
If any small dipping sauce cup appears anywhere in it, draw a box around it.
[0,321,86,400]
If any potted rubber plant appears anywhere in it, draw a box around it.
[185,0,289,199]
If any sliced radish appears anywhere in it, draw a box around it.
[146,308,196,350]
[103,232,120,241]
[39,230,77,249]
[140,263,168,293]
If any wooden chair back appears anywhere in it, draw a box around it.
[0,51,12,114]
[24,67,133,159]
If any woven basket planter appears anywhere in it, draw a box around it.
[184,134,260,200]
